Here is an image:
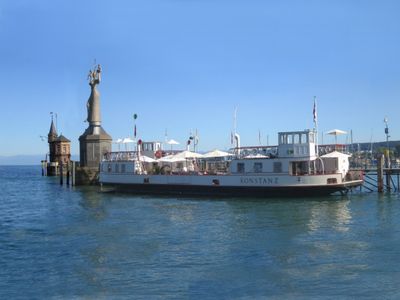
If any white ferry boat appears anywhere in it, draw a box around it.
[99,130,363,197]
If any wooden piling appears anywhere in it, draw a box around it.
[72,161,76,186]
[59,163,63,185]
[377,154,384,193]
[66,162,70,186]
[386,169,391,192]
[41,160,45,176]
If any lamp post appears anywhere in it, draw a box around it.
[384,117,390,168]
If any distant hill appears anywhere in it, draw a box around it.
[0,155,79,165]
[348,141,400,153]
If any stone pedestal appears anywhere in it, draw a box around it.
[75,166,100,185]
[79,126,112,169]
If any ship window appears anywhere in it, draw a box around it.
[280,134,287,145]
[288,134,293,144]
[327,178,337,184]
[300,133,307,144]
[115,164,119,173]
[108,164,112,172]
[294,134,300,144]
[254,162,262,173]
[121,164,126,173]
[273,162,282,173]
[237,162,245,173]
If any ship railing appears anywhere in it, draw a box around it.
[103,151,138,161]
[230,145,278,159]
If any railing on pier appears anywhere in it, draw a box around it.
[357,155,400,193]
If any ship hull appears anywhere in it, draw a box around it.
[101,179,363,198]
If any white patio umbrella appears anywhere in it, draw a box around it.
[172,150,204,160]
[166,139,180,150]
[326,129,347,144]
[113,138,123,151]
[138,155,157,163]
[122,137,135,151]
[158,155,184,163]
[202,149,231,158]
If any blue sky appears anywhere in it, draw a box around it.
[0,0,399,156]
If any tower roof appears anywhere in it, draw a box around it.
[48,119,57,136]
[57,135,71,143]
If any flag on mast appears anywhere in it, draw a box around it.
[313,96,317,125]
[133,113,138,138]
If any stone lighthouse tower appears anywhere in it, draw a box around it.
[79,64,112,173]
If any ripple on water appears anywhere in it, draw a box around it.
[1,166,400,298]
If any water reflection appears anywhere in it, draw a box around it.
[77,186,108,221]
[308,199,352,233]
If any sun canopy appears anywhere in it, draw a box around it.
[202,149,231,158]
[166,139,179,145]
[321,151,351,158]
[326,129,347,136]
[326,129,347,144]
[172,150,204,160]
[138,155,157,163]
[157,155,184,163]
[122,137,134,143]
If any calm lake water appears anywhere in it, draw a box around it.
[1,165,400,299]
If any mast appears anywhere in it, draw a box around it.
[313,96,319,156]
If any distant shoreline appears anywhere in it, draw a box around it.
[0,155,79,166]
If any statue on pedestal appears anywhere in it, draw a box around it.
[86,64,102,125]
[79,62,112,171]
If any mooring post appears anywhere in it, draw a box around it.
[60,162,63,185]
[66,162,70,186]
[386,169,391,192]
[377,154,384,193]
[71,161,76,186]
[41,160,45,176]
[384,150,391,192]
